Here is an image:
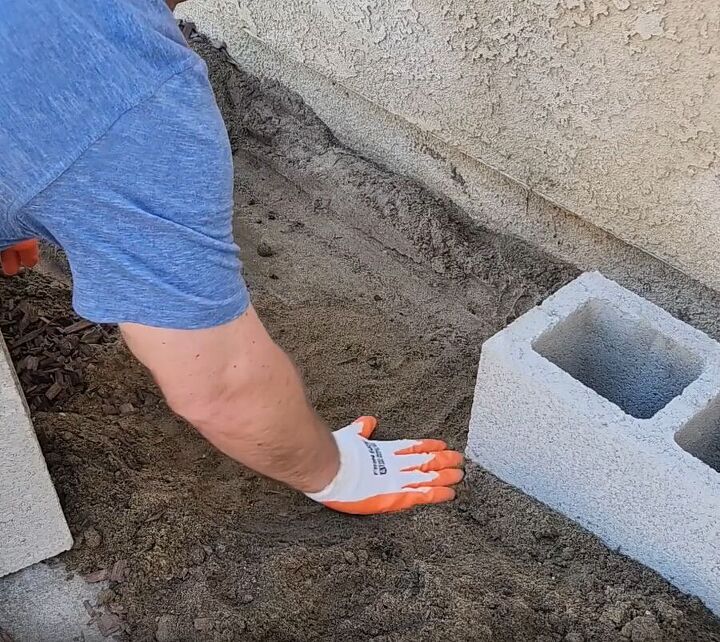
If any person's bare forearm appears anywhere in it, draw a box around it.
[121,305,463,515]
[180,337,339,493]
[121,307,339,493]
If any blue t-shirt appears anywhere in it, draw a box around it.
[0,0,249,329]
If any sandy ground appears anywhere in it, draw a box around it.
[0,35,719,641]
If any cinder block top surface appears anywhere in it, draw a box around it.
[483,272,720,468]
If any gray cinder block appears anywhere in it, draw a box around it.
[467,272,720,615]
[0,335,72,576]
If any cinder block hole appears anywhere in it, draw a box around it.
[533,299,702,419]
[675,397,720,473]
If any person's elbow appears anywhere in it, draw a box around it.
[161,367,253,438]
[120,308,282,440]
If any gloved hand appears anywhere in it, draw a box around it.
[1,239,39,276]
[306,416,464,515]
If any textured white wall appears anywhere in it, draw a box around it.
[181,0,720,289]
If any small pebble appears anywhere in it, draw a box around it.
[189,546,206,565]
[604,604,629,627]
[621,615,662,642]
[84,527,102,549]
[654,601,683,624]
[194,618,213,632]
[119,402,135,415]
[257,241,274,257]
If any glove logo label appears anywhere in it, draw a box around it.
[363,441,387,475]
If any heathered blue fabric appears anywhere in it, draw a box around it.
[0,0,249,329]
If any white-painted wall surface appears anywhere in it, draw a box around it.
[180,0,720,290]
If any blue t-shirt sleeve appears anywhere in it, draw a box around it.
[21,57,249,329]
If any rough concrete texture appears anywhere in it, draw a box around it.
[0,562,106,641]
[179,0,720,291]
[467,271,720,615]
[0,333,72,576]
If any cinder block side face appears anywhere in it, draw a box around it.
[0,337,72,576]
[467,272,720,616]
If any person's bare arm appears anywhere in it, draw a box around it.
[121,305,340,493]
[122,306,463,514]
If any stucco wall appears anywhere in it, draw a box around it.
[180,0,720,290]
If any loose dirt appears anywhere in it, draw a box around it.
[1,34,719,642]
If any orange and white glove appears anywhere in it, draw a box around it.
[306,416,464,515]
[1,239,39,276]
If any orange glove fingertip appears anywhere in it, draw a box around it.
[1,239,39,276]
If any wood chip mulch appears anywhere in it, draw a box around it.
[0,298,115,411]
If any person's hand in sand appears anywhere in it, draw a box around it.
[306,417,464,514]
[123,308,464,515]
